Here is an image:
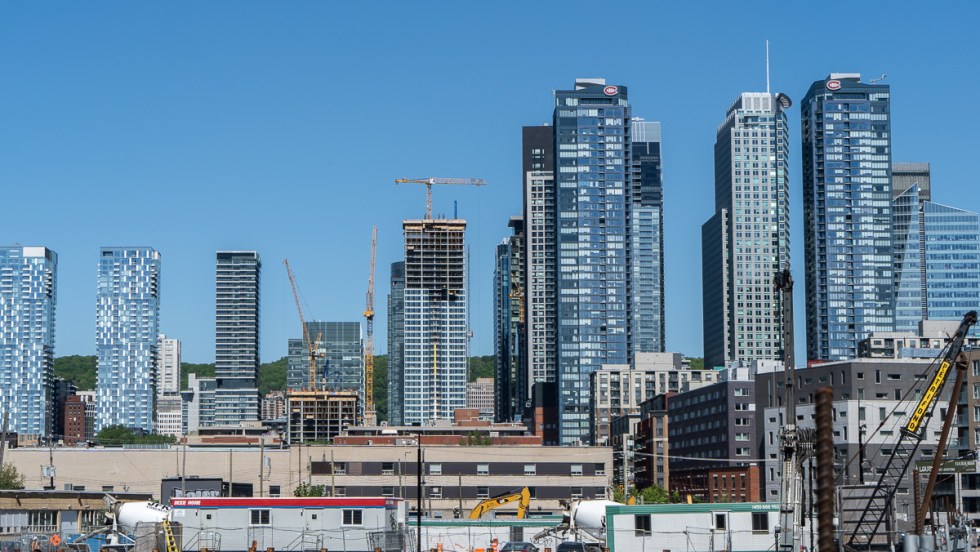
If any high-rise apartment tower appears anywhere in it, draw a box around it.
[702,92,792,369]
[96,247,160,432]
[213,251,261,425]
[401,219,468,424]
[0,246,57,437]
[553,78,632,445]
[802,74,893,361]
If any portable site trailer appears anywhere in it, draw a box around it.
[169,497,407,552]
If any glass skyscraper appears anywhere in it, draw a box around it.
[386,261,405,425]
[214,251,261,425]
[702,92,791,369]
[554,78,631,445]
[286,321,363,394]
[894,181,980,332]
[96,246,160,432]
[0,246,57,437]
[630,119,666,355]
[802,74,893,361]
[494,217,525,423]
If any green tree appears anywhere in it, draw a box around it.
[294,483,327,497]
[687,357,705,370]
[54,355,98,390]
[460,430,492,446]
[0,463,25,490]
[95,425,175,446]
[373,355,388,422]
[468,356,494,382]
[180,362,216,390]
[259,357,287,395]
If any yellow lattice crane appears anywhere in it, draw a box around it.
[393,177,486,219]
[363,226,378,426]
[284,258,322,391]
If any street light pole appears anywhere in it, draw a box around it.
[859,424,867,484]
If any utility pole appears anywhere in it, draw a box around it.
[0,412,9,468]
[228,449,233,497]
[181,442,187,496]
[416,436,423,552]
[259,437,265,498]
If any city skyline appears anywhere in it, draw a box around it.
[3,3,980,365]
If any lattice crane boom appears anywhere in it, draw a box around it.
[363,226,378,425]
[283,258,320,391]
[394,177,487,219]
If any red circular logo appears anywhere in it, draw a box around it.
[603,85,618,96]
[826,80,842,91]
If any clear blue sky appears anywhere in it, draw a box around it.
[2,2,978,363]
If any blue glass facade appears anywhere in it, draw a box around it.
[96,246,160,432]
[0,246,57,437]
[702,93,791,369]
[802,74,893,361]
[387,261,405,425]
[894,184,980,331]
[630,119,665,355]
[286,321,363,394]
[554,79,631,445]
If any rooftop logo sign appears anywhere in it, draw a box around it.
[826,80,842,91]
[603,85,618,96]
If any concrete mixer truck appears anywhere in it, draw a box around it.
[532,499,621,548]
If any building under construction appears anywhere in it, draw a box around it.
[286,390,358,444]
[399,218,468,425]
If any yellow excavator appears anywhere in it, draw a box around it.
[468,487,531,519]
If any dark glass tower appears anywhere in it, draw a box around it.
[214,251,261,425]
[553,78,631,445]
[630,119,666,355]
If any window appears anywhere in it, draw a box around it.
[735,448,750,456]
[382,462,394,475]
[342,510,363,526]
[429,463,442,475]
[382,486,394,497]
[102,485,114,492]
[429,486,442,499]
[333,462,347,475]
[269,485,281,497]
[752,512,769,532]
[334,486,347,497]
[714,512,728,531]
[477,486,489,499]
[27,511,58,531]
[595,463,606,476]
[635,514,652,536]
[524,464,536,476]
[570,487,583,499]
[571,464,583,476]
[250,510,270,525]
[477,464,489,475]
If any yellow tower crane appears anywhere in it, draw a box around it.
[363,226,378,426]
[393,177,486,219]
[283,259,322,391]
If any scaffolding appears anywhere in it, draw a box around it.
[286,390,358,444]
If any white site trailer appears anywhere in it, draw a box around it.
[169,496,407,552]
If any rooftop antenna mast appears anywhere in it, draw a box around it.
[766,40,771,94]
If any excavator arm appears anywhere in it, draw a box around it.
[468,487,531,520]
